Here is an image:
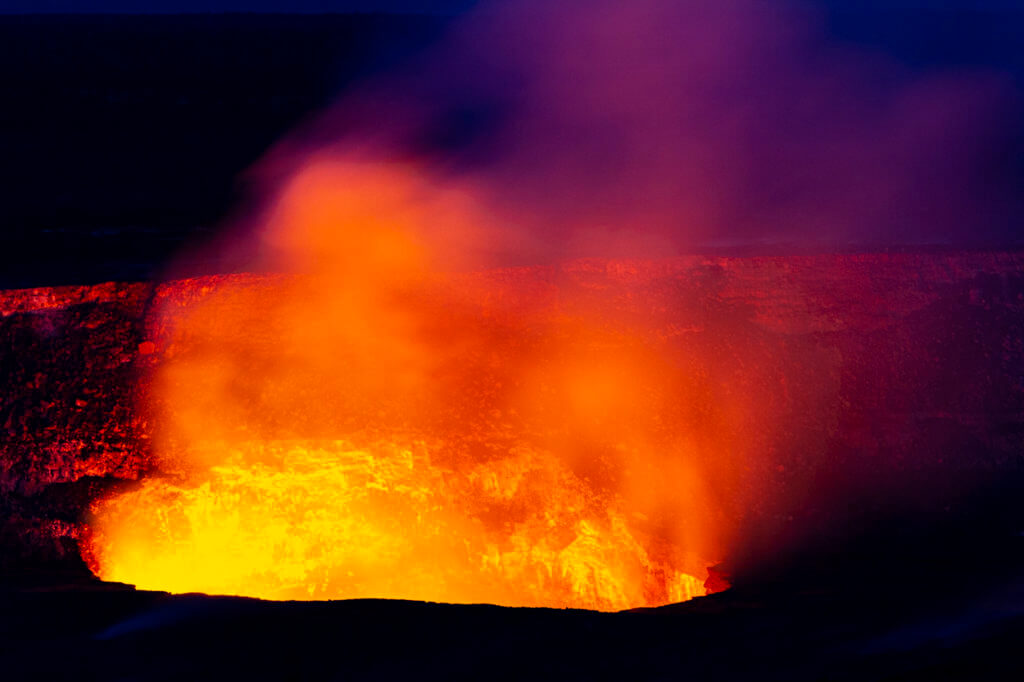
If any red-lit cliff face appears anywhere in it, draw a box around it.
[0,282,155,570]
[3,253,1023,604]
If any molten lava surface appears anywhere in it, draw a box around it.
[89,441,705,609]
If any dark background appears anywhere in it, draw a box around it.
[0,3,1022,288]
[0,13,449,287]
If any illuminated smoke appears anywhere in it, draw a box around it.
[87,0,1021,608]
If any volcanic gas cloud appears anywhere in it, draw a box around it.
[84,0,1020,610]
[86,161,728,609]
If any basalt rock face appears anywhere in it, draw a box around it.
[2,253,1023,584]
[0,282,155,573]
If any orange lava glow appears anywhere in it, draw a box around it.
[85,159,735,610]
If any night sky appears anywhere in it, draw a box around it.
[0,0,1022,287]
[3,0,472,12]
[2,0,1022,13]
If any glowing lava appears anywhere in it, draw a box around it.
[84,160,730,610]
[88,441,706,609]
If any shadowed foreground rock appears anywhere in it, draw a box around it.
[1,580,1022,681]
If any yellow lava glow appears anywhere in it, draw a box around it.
[89,441,705,609]
[85,159,732,610]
